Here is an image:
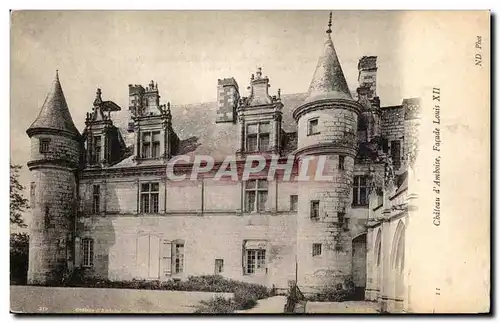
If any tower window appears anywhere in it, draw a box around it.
[215,259,224,274]
[92,185,100,214]
[246,122,270,152]
[353,175,369,206]
[39,138,50,153]
[245,179,268,212]
[338,156,345,170]
[82,238,94,267]
[307,118,320,135]
[312,243,322,257]
[140,182,159,213]
[338,211,346,228]
[310,200,320,220]
[290,195,298,212]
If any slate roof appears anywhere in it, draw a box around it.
[303,33,354,104]
[27,72,80,138]
[108,92,308,168]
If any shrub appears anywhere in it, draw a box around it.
[63,273,271,312]
[10,233,29,285]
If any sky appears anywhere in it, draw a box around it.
[10,10,410,225]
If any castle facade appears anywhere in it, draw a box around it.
[25,16,420,312]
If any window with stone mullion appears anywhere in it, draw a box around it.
[140,182,159,213]
[246,122,270,152]
[245,179,268,212]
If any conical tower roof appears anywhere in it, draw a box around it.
[303,14,353,104]
[27,71,80,138]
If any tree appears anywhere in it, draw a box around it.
[10,232,29,284]
[10,164,28,228]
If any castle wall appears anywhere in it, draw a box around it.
[296,155,355,294]
[76,176,300,290]
[296,108,357,149]
[380,107,405,143]
[365,188,408,313]
[28,167,76,284]
[30,134,80,165]
[76,213,297,290]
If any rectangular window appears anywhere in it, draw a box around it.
[246,122,270,152]
[310,200,320,220]
[82,238,94,267]
[142,132,151,158]
[92,185,100,214]
[245,249,266,275]
[353,175,369,206]
[391,140,401,169]
[39,138,50,153]
[337,211,345,226]
[140,182,159,213]
[290,195,298,212]
[174,243,184,274]
[338,155,345,170]
[245,179,268,212]
[247,135,258,152]
[92,136,101,164]
[152,131,161,158]
[312,243,322,257]
[215,259,224,274]
[307,118,319,135]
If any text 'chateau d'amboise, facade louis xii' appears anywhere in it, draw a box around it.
[25,13,420,313]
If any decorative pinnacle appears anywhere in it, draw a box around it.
[55,69,59,81]
[326,11,332,34]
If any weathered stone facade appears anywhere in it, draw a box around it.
[25,17,420,312]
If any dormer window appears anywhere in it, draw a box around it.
[141,131,161,159]
[246,122,270,152]
[92,136,101,164]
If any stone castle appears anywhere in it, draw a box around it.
[25,15,420,313]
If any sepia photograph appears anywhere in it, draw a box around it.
[9,10,490,314]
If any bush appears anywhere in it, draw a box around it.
[64,273,271,313]
[307,279,356,302]
[10,233,29,285]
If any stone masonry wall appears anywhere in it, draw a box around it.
[28,168,76,284]
[30,134,80,165]
[297,108,357,149]
[381,107,405,144]
[296,155,355,294]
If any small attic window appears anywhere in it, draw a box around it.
[39,138,51,153]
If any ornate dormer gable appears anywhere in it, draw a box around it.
[236,68,283,156]
[83,88,123,168]
[128,81,178,164]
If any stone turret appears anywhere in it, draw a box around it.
[26,71,81,285]
[292,13,363,295]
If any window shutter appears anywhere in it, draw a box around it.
[161,239,172,276]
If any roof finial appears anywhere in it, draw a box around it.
[55,69,59,81]
[326,11,332,34]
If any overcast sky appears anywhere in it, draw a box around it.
[11,10,410,221]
